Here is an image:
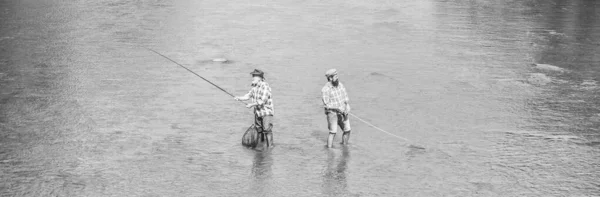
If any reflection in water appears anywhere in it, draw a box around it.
[1,0,600,196]
[322,147,350,196]
[250,149,273,196]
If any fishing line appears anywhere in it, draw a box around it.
[145,47,245,104]
[349,112,423,148]
[147,47,422,148]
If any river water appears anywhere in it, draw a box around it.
[0,0,599,196]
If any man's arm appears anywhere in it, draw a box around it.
[342,85,350,113]
[322,86,332,109]
[235,90,252,101]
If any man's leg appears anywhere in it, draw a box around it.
[341,131,351,145]
[262,115,274,147]
[260,116,266,142]
[327,133,336,148]
[254,114,265,142]
[326,112,338,148]
[340,113,351,145]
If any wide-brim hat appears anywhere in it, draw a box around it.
[325,69,337,77]
[250,69,264,77]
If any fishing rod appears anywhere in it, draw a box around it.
[147,48,422,148]
[145,47,245,104]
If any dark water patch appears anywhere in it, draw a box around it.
[34,63,49,69]
[273,143,304,152]
[170,123,181,130]
[361,71,402,96]
[195,129,213,134]
[0,91,18,106]
[105,1,130,7]
[365,71,400,82]
[103,0,172,9]
[369,72,385,77]
[502,130,582,143]
[404,145,427,159]
[576,141,600,147]
[469,181,495,193]
[408,144,426,150]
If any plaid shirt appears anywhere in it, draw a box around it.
[248,81,274,117]
[322,82,350,113]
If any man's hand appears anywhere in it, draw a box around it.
[341,109,348,116]
[332,108,343,114]
[338,105,346,114]
[325,107,344,114]
[246,103,255,108]
[343,104,350,114]
[235,95,248,101]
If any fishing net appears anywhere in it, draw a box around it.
[242,124,260,148]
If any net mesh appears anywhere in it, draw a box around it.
[242,124,260,148]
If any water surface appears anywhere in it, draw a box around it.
[1,0,599,196]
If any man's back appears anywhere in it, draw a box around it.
[251,81,274,117]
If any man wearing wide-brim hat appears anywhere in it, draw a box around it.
[321,69,352,148]
[235,69,275,147]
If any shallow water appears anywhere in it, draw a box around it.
[1,0,599,196]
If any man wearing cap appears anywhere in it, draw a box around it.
[235,69,275,147]
[322,69,352,148]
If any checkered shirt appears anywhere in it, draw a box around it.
[249,81,274,117]
[321,82,350,113]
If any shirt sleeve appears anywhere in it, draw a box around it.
[246,88,253,99]
[321,86,330,108]
[341,84,350,112]
[343,85,349,103]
